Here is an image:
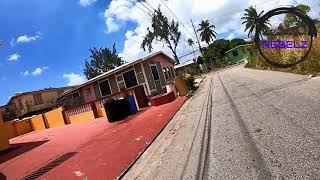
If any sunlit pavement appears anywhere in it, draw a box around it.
[0,97,186,180]
[123,65,320,179]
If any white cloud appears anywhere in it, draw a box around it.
[226,33,236,40]
[105,17,120,33]
[31,67,48,76]
[22,70,29,76]
[63,73,86,86]
[103,0,319,63]
[10,38,16,47]
[8,53,21,61]
[16,32,41,43]
[79,0,97,7]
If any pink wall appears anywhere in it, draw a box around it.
[82,84,96,103]
[153,54,175,68]
[152,54,176,79]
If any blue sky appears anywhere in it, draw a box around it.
[0,0,131,105]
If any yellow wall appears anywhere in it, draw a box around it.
[0,119,10,151]
[43,107,65,128]
[174,77,188,96]
[95,102,106,118]
[30,115,46,131]
[4,121,18,139]
[15,118,33,136]
[66,111,95,124]
[96,106,106,118]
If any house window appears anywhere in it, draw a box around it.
[167,67,172,79]
[99,79,112,97]
[232,50,238,57]
[33,94,43,105]
[123,70,138,88]
[86,87,91,96]
[150,65,159,81]
[116,75,123,82]
[72,92,80,99]
[170,67,175,78]
[163,68,168,80]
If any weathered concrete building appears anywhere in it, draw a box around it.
[0,87,74,121]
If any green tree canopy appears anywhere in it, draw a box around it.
[230,38,246,48]
[283,4,311,28]
[197,20,217,45]
[141,7,181,64]
[83,43,124,79]
[203,39,231,67]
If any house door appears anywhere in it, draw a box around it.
[133,85,148,109]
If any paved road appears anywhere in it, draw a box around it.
[122,65,320,180]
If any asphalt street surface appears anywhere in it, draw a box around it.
[123,65,320,180]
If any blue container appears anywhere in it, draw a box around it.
[126,95,138,115]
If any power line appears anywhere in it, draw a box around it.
[136,0,154,15]
[126,0,153,17]
[141,0,157,12]
[158,0,197,40]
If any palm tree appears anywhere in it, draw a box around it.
[187,38,196,59]
[197,20,217,45]
[241,6,270,38]
[187,38,194,47]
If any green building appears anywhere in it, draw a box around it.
[225,44,252,65]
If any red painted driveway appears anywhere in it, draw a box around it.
[0,97,186,180]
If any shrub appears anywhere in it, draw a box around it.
[183,73,195,90]
[182,66,197,76]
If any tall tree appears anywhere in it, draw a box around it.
[241,6,270,37]
[283,4,311,28]
[83,43,124,79]
[187,38,196,59]
[141,7,181,64]
[197,20,217,45]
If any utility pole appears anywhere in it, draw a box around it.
[190,19,202,54]
[191,19,207,71]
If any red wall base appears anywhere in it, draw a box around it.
[150,91,176,106]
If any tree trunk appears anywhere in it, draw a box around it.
[172,52,180,64]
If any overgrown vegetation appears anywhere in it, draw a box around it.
[202,38,248,69]
[246,29,320,75]
[243,4,320,75]
[183,73,195,90]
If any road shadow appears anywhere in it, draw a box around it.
[0,140,49,164]
[110,108,148,126]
